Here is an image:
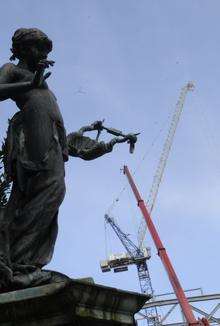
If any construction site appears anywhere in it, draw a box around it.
[99,83,220,326]
[0,2,219,326]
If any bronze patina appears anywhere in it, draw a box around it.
[0,28,138,290]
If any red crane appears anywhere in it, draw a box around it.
[123,165,209,326]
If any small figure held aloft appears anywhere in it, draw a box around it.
[67,120,139,161]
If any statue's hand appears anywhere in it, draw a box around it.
[125,133,138,143]
[32,59,55,88]
[124,133,139,154]
[91,120,104,130]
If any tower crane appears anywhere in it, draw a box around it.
[101,82,194,326]
[101,214,159,326]
[138,82,194,248]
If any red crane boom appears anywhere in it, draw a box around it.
[123,165,209,326]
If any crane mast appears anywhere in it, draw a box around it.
[103,214,160,326]
[138,82,194,249]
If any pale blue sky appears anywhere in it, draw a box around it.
[0,0,220,323]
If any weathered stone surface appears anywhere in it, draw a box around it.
[0,278,149,325]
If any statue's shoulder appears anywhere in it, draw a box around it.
[0,62,16,70]
[0,62,17,76]
[0,63,15,83]
[0,63,24,83]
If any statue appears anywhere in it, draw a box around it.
[0,28,138,291]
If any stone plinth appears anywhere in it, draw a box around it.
[0,278,149,325]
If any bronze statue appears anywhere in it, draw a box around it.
[0,28,138,290]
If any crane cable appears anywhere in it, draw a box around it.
[106,104,176,216]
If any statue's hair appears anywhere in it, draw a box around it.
[10,28,52,61]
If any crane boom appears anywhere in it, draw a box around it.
[104,214,141,258]
[124,165,209,326]
[138,82,194,248]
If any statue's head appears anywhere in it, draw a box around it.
[10,28,52,66]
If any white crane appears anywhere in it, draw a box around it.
[137,82,195,249]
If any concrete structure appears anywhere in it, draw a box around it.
[0,278,149,325]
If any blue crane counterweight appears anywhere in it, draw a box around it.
[101,214,151,272]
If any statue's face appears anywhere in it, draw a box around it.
[25,40,51,67]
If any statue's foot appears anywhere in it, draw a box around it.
[12,268,52,289]
[0,265,71,291]
[12,263,37,275]
[0,261,13,289]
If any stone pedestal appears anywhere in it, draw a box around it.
[0,278,149,325]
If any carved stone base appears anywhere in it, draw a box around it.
[0,277,149,325]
